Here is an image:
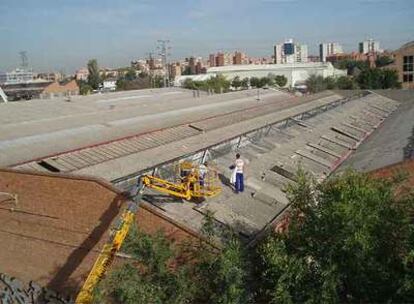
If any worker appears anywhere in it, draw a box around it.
[234,153,244,193]
[199,162,208,187]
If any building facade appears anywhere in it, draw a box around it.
[175,62,346,87]
[386,41,414,89]
[0,69,34,85]
[359,39,382,54]
[75,68,89,81]
[319,42,343,62]
[274,39,308,64]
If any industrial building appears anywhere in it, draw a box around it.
[1,87,413,300]
[175,62,347,87]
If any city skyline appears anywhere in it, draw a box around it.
[1,0,413,73]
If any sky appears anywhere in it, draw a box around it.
[0,0,413,73]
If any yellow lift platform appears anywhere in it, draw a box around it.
[142,161,222,201]
[76,161,221,303]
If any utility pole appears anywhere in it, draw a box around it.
[157,40,171,88]
[146,51,154,88]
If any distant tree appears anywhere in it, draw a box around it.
[241,77,249,89]
[79,83,93,95]
[274,75,288,87]
[376,55,394,68]
[256,169,414,303]
[124,68,137,81]
[232,76,242,89]
[87,59,101,90]
[336,75,358,90]
[305,75,327,93]
[334,59,369,76]
[249,77,260,88]
[324,76,336,90]
[381,69,401,89]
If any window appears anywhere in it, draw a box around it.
[403,74,414,83]
[403,56,414,82]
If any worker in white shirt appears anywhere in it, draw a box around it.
[199,162,208,187]
[234,153,245,193]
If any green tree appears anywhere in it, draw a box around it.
[381,69,401,89]
[336,75,358,90]
[239,78,249,89]
[77,80,92,95]
[256,169,414,303]
[324,76,336,90]
[376,55,394,68]
[124,68,137,81]
[249,77,260,88]
[274,75,287,87]
[87,59,102,90]
[305,75,327,93]
[231,76,242,89]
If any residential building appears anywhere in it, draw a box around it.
[36,72,63,82]
[319,42,343,62]
[359,39,383,54]
[103,78,117,91]
[40,79,79,99]
[168,62,182,80]
[326,52,369,65]
[233,51,245,65]
[384,41,414,89]
[0,69,34,84]
[209,54,216,67]
[75,68,89,81]
[308,55,321,63]
[189,57,197,75]
[216,53,225,66]
[274,39,308,64]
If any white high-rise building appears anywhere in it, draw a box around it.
[274,39,308,64]
[359,39,383,54]
[319,42,343,62]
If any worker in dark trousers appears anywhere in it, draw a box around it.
[234,153,245,193]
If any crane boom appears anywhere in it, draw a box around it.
[75,183,145,304]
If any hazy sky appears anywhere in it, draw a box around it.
[1,0,413,73]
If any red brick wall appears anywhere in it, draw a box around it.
[0,169,124,296]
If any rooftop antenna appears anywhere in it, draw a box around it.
[157,40,171,87]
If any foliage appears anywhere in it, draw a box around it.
[357,68,401,89]
[274,75,288,87]
[95,216,249,304]
[376,55,394,68]
[256,169,414,303]
[231,76,242,89]
[305,75,327,93]
[334,59,369,76]
[241,77,249,89]
[124,68,137,81]
[94,170,414,304]
[335,75,358,90]
[87,59,102,90]
[77,80,92,95]
[182,75,231,93]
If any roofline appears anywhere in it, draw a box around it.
[0,167,125,195]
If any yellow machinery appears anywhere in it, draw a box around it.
[142,161,222,201]
[75,184,145,304]
[76,162,221,303]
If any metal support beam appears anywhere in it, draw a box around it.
[0,86,8,103]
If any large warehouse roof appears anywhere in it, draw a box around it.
[0,88,292,167]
